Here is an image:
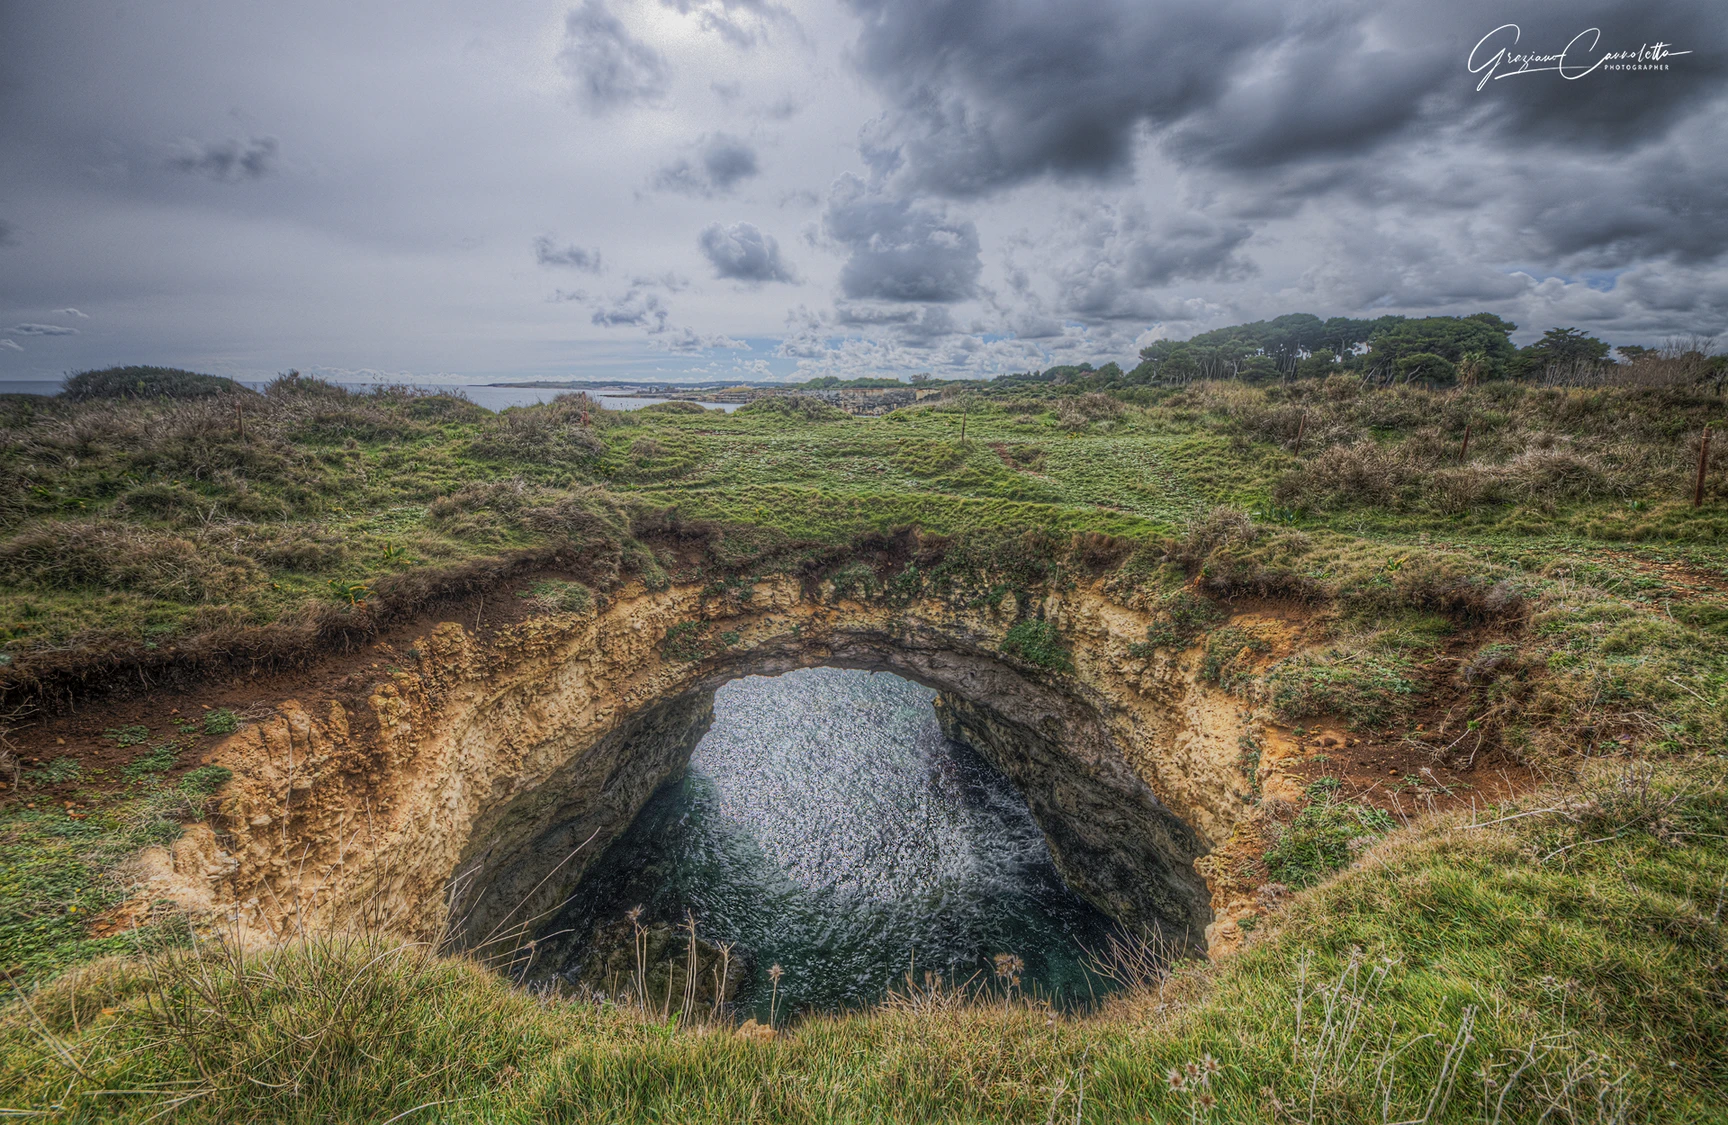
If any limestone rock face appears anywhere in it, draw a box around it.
[199,576,1295,956]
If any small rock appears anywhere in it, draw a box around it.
[250,814,273,828]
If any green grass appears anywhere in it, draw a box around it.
[1,372,1726,1119]
[1000,619,1073,671]
[1,759,1721,1123]
[1263,792,1398,888]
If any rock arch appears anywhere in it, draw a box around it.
[204,576,1274,958]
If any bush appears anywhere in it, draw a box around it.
[1141,589,1223,649]
[0,520,262,602]
[1264,648,1418,727]
[1001,618,1073,671]
[469,397,606,465]
[115,482,207,519]
[62,367,251,402]
[736,395,848,422]
[642,400,711,414]
[256,531,350,572]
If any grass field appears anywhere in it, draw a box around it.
[2,370,1726,1121]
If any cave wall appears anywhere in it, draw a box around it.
[932,693,1208,936]
[447,689,714,951]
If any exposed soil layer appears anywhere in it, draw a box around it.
[3,574,1544,961]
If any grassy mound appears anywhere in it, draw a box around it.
[61,366,252,402]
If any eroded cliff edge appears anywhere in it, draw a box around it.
[170,575,1295,957]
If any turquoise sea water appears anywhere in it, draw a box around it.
[535,667,1119,1020]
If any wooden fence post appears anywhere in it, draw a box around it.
[1696,425,1712,508]
[1293,412,1306,456]
[1458,422,1471,463]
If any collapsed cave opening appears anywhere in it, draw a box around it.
[444,635,1214,1014]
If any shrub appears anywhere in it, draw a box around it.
[202,709,240,736]
[62,366,251,402]
[427,479,534,527]
[736,395,848,422]
[1001,618,1073,671]
[642,400,711,414]
[1263,795,1395,887]
[827,560,881,601]
[1200,626,1269,688]
[1141,589,1223,649]
[0,520,261,602]
[469,397,606,465]
[263,370,349,398]
[1272,441,1412,511]
[661,621,711,663]
[115,482,206,519]
[256,531,349,572]
[1264,648,1418,727]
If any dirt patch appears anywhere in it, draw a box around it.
[0,566,592,808]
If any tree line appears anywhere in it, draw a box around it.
[989,312,1724,391]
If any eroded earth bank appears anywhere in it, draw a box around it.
[146,575,1315,962]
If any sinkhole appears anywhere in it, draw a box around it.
[521,666,1124,1018]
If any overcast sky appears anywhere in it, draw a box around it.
[1,0,1724,385]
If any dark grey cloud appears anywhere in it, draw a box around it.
[2,0,1725,384]
[846,0,1281,197]
[823,175,981,302]
[6,323,79,336]
[1450,5,1728,149]
[1512,149,1728,267]
[166,135,278,181]
[845,0,1728,200]
[698,221,796,282]
[652,134,760,196]
[534,236,604,272]
[560,0,670,112]
[1122,218,1255,289]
